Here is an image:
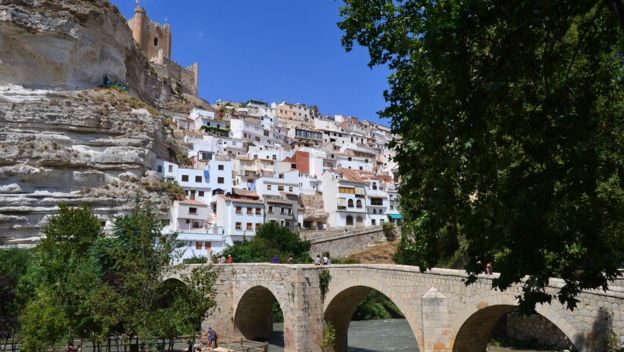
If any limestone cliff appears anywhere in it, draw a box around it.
[0,85,185,242]
[0,0,194,242]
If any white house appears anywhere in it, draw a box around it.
[214,193,264,246]
[163,200,226,262]
[255,170,300,198]
[320,169,368,228]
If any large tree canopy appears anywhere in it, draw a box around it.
[339,0,624,310]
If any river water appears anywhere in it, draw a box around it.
[269,319,418,352]
[268,319,545,352]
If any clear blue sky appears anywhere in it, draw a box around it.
[110,0,390,125]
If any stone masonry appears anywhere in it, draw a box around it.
[172,264,624,352]
[302,225,393,258]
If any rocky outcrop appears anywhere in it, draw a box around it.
[0,0,183,108]
[0,0,202,242]
[0,85,184,242]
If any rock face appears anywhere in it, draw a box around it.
[0,85,182,242]
[0,0,195,242]
[0,0,174,107]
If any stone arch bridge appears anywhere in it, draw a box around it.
[171,264,624,352]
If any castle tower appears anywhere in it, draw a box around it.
[128,5,171,62]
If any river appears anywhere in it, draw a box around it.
[268,319,546,352]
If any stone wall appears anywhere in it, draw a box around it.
[305,226,391,258]
[500,312,570,349]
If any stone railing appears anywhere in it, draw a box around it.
[299,225,383,243]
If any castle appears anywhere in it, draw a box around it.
[128,5,199,96]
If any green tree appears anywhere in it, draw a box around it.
[0,248,32,339]
[221,223,311,263]
[18,204,217,347]
[339,1,624,310]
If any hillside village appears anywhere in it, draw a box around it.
[120,7,404,260]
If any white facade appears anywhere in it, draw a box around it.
[214,195,264,245]
[320,171,368,228]
[163,200,226,262]
[255,170,300,198]
[335,153,374,172]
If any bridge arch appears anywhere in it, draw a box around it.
[323,276,423,352]
[233,285,286,345]
[451,293,582,352]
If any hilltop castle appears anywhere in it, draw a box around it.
[128,6,199,96]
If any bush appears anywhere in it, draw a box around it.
[183,256,209,264]
[221,223,311,263]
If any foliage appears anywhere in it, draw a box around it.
[351,290,404,321]
[320,321,336,352]
[339,0,624,311]
[272,302,284,323]
[319,269,332,300]
[183,256,210,264]
[221,222,311,263]
[175,152,193,168]
[382,222,396,240]
[144,180,186,200]
[0,248,32,339]
[16,203,217,348]
[200,125,230,136]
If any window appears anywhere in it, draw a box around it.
[289,186,293,192]
[189,207,197,215]
[280,207,285,215]
[371,198,383,206]
[339,187,355,194]
[186,219,191,224]
[285,220,290,227]
[181,175,189,182]
[288,208,292,215]
[205,242,211,249]
[278,185,284,191]
[246,223,253,231]
[356,199,362,208]
[372,182,378,190]
[236,207,242,214]
[348,199,354,207]
[235,222,242,230]
[193,221,201,228]
[157,165,163,173]
[195,241,202,250]
[218,164,224,170]
[255,208,261,215]
[268,205,274,214]
[154,37,159,46]
[195,175,202,183]
[371,219,376,225]
[198,191,204,197]
[200,152,212,160]
[267,184,272,190]
[346,215,354,226]
[246,207,253,215]
[168,165,173,172]
[218,177,224,184]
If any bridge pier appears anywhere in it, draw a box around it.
[421,287,452,352]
